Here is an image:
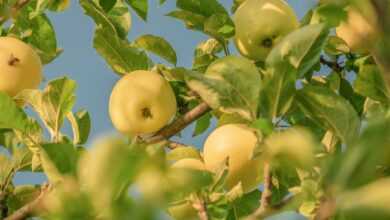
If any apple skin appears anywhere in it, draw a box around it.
[168,158,205,220]
[0,37,42,97]
[234,0,299,61]
[109,70,177,136]
[336,7,378,54]
[171,158,206,170]
[203,124,263,193]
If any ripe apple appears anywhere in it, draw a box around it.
[168,158,205,220]
[234,0,299,61]
[109,70,177,136]
[203,124,263,193]
[0,37,42,96]
[336,7,378,54]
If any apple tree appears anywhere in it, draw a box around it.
[1,0,390,220]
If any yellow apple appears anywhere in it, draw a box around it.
[336,6,378,54]
[0,37,42,96]
[171,158,206,170]
[203,124,263,193]
[109,70,177,136]
[234,0,299,61]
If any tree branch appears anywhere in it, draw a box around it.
[147,102,211,144]
[248,162,273,220]
[4,184,50,220]
[320,56,342,73]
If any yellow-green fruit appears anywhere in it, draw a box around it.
[109,70,177,136]
[203,124,263,193]
[336,7,378,54]
[0,37,42,96]
[168,202,198,220]
[171,158,206,170]
[168,159,205,220]
[234,0,299,61]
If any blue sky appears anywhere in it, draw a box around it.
[15,0,316,201]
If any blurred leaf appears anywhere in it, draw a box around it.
[7,185,40,213]
[228,190,261,219]
[11,146,33,171]
[67,110,91,145]
[354,65,390,104]
[0,155,12,184]
[48,0,71,11]
[340,78,365,115]
[217,113,249,127]
[186,56,261,120]
[312,4,347,27]
[126,0,148,21]
[324,36,350,55]
[133,34,177,65]
[0,92,30,132]
[250,118,273,136]
[41,143,79,177]
[166,10,206,31]
[167,147,202,161]
[296,86,360,146]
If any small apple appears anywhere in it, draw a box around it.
[168,158,205,220]
[0,37,42,97]
[203,124,263,193]
[109,70,177,136]
[336,7,378,54]
[234,0,299,61]
[171,158,206,170]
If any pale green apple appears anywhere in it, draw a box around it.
[234,0,299,61]
[109,70,177,136]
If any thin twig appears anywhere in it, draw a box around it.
[320,56,342,73]
[4,184,50,220]
[249,162,273,220]
[146,102,211,144]
[193,196,208,220]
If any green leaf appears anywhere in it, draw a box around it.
[168,0,233,39]
[167,147,202,161]
[42,77,77,135]
[354,65,390,104]
[311,4,347,27]
[0,92,30,132]
[296,85,360,146]
[94,26,151,75]
[193,112,212,136]
[266,23,329,78]
[340,78,365,115]
[41,143,79,176]
[133,34,177,65]
[186,56,262,120]
[99,0,116,12]
[80,0,151,74]
[10,12,60,64]
[228,190,261,219]
[48,0,71,11]
[126,0,148,21]
[250,118,273,136]
[217,113,249,127]
[12,146,33,171]
[193,38,222,72]
[7,185,40,213]
[0,154,12,184]
[67,110,91,145]
[106,0,132,39]
[166,10,206,31]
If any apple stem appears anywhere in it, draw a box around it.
[262,38,273,48]
[141,107,153,119]
[8,54,20,66]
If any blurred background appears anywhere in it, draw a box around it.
[15,0,315,202]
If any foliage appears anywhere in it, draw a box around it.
[1,0,390,220]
